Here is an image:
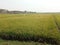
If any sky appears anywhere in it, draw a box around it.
[0,0,60,12]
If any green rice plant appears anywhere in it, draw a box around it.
[0,14,60,45]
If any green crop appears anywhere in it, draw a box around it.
[0,14,60,45]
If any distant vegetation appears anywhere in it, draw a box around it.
[0,9,36,14]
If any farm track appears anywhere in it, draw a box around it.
[52,15,60,31]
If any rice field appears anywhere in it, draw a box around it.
[0,13,60,45]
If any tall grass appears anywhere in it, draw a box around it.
[0,14,60,44]
[0,39,52,45]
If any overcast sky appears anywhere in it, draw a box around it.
[0,0,60,12]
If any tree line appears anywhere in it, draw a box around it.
[0,9,36,14]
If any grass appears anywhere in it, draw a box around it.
[0,13,60,45]
[0,39,52,45]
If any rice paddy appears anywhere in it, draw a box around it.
[0,13,60,45]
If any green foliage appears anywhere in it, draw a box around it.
[0,39,52,45]
[0,14,60,44]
